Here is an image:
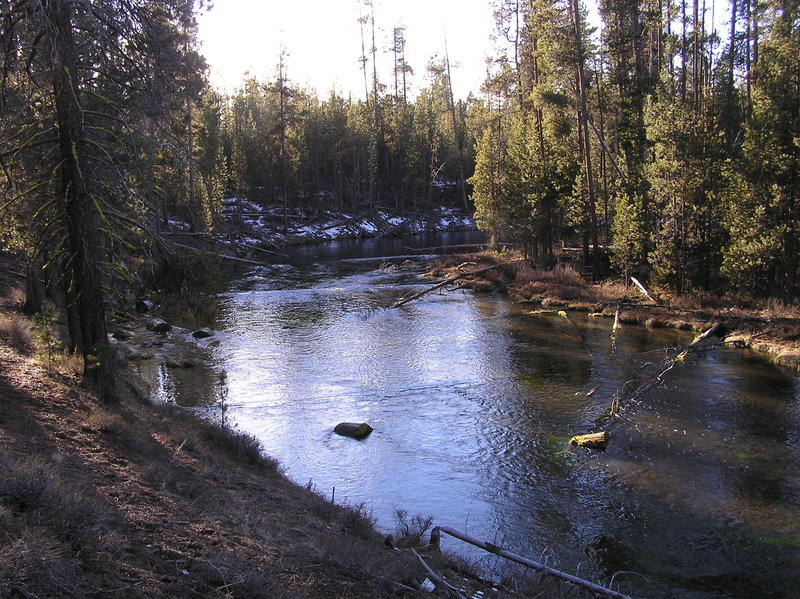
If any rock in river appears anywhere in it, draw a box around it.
[135,299,154,313]
[147,318,173,333]
[333,422,373,440]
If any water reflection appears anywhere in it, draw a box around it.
[146,251,800,599]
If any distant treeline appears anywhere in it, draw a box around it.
[0,0,797,397]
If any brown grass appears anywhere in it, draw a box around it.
[427,251,800,370]
[0,312,33,353]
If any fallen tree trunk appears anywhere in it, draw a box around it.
[230,240,288,257]
[169,242,269,267]
[429,526,634,599]
[404,243,488,253]
[570,431,608,448]
[391,260,524,308]
[674,322,722,362]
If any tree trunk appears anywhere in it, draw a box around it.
[445,41,468,211]
[43,0,115,401]
[572,0,600,280]
[22,262,43,316]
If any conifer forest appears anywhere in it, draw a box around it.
[1,0,799,396]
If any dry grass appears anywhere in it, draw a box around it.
[511,263,590,302]
[760,298,800,320]
[0,312,33,353]
[0,455,121,598]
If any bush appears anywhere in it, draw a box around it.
[0,458,109,553]
[393,508,434,547]
[0,313,33,353]
[197,420,280,471]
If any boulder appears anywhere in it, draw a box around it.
[333,422,373,440]
[192,328,214,339]
[135,299,154,313]
[148,318,172,333]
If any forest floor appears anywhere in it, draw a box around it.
[0,253,580,599]
[425,252,800,371]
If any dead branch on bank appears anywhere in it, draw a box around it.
[391,260,525,308]
[169,241,270,267]
[429,526,635,599]
[410,549,468,599]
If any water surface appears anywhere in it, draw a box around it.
[148,242,800,598]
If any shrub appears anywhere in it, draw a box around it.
[0,313,33,353]
[0,458,109,553]
[393,508,434,547]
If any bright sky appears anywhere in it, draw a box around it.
[196,0,496,100]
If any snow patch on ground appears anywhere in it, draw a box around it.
[171,198,476,248]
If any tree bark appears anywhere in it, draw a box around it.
[22,262,43,315]
[43,0,115,401]
[572,0,600,280]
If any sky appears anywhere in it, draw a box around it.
[195,0,497,100]
[196,1,732,100]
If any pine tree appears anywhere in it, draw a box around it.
[722,0,800,297]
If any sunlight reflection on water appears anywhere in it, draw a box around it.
[145,245,800,599]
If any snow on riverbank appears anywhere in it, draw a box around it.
[216,198,476,247]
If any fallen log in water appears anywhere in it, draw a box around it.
[169,241,269,266]
[569,431,608,449]
[391,260,525,308]
[429,526,635,599]
[675,322,722,362]
[599,322,723,426]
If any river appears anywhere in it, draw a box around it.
[143,234,800,599]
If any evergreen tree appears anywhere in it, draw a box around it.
[0,0,205,400]
[722,0,800,297]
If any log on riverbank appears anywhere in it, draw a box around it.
[391,260,525,308]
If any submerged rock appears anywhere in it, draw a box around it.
[192,328,214,339]
[333,422,373,440]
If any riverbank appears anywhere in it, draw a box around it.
[0,257,530,598]
[426,252,800,371]
[200,200,477,259]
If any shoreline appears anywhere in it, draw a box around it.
[426,252,800,372]
[0,252,535,599]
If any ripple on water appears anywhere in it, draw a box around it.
[148,252,800,599]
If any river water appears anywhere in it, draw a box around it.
[146,234,800,599]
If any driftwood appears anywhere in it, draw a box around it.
[569,431,608,448]
[391,261,524,308]
[410,548,468,599]
[429,526,634,599]
[169,242,268,266]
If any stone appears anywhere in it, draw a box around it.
[148,318,172,333]
[135,299,154,313]
[333,422,373,440]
